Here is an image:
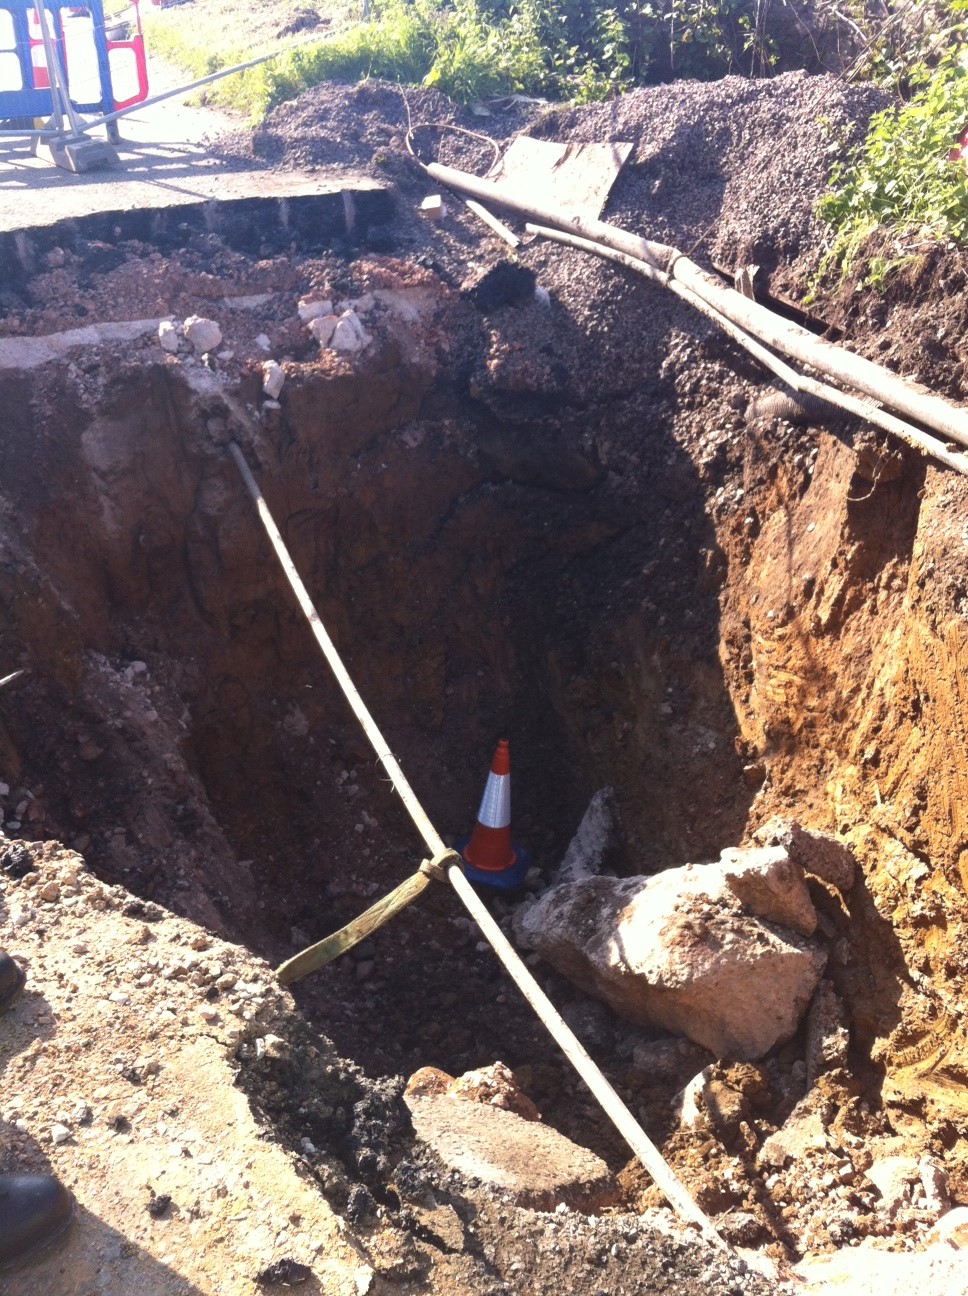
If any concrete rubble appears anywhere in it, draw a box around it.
[157,319,180,354]
[261,359,285,399]
[181,314,223,356]
[403,1092,619,1213]
[515,806,845,1059]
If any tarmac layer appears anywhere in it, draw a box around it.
[0,56,334,233]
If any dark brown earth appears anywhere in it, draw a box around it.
[1,68,968,1293]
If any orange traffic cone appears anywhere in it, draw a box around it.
[457,739,530,891]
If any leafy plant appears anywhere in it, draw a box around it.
[817,39,968,285]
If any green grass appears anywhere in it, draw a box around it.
[144,0,577,120]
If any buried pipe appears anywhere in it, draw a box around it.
[525,222,968,478]
[226,440,729,1253]
[424,161,968,453]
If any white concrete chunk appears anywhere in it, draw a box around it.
[158,320,180,353]
[516,840,826,1059]
[261,359,285,400]
[182,315,222,355]
[331,311,371,353]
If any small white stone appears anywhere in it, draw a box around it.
[0,782,8,797]
[158,320,180,354]
[419,194,445,222]
[50,1123,71,1145]
[182,315,223,355]
[262,360,285,400]
[331,311,371,353]
[199,1005,219,1023]
[308,314,337,346]
[254,333,271,351]
[534,285,551,307]
[108,991,130,1004]
[298,297,333,322]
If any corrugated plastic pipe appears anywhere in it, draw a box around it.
[425,161,968,456]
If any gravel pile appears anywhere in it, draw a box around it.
[226,70,891,286]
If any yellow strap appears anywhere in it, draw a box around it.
[275,849,461,985]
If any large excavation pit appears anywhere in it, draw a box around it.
[3,150,968,1289]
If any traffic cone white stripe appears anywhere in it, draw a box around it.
[477,773,510,829]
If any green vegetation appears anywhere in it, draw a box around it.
[816,3,968,285]
[144,0,830,121]
[817,44,968,283]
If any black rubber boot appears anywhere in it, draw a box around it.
[0,949,25,1012]
[0,1174,75,1267]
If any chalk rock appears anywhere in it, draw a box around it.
[405,1095,618,1212]
[754,817,856,895]
[297,297,333,323]
[330,310,372,353]
[758,1098,829,1169]
[516,847,826,1059]
[419,194,446,222]
[158,320,180,353]
[867,1155,919,1217]
[182,315,222,355]
[309,314,337,346]
[720,844,817,936]
[555,787,620,885]
[261,359,285,400]
[927,1205,968,1249]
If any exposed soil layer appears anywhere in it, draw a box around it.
[1,69,968,1289]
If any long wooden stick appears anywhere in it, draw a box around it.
[228,440,727,1251]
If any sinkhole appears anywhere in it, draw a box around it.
[2,188,967,1253]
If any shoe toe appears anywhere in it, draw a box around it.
[0,950,26,1011]
[0,1175,75,1267]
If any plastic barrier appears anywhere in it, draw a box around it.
[0,0,147,125]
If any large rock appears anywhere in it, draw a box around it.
[405,1095,618,1212]
[181,314,222,355]
[515,842,826,1060]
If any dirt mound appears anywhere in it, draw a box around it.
[224,72,888,285]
